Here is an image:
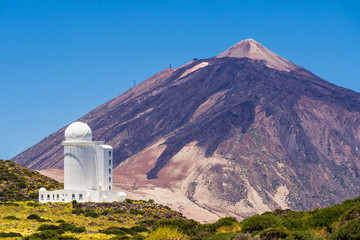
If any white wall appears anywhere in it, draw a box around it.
[64,143,98,190]
[97,145,113,191]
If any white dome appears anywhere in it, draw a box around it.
[64,122,92,142]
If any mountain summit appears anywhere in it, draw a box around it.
[216,39,297,71]
[12,39,360,222]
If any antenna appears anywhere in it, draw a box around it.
[133,80,136,87]
[170,64,172,69]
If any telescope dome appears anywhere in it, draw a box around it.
[65,122,92,142]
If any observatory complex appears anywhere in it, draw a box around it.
[39,122,126,203]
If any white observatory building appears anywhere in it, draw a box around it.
[39,122,126,203]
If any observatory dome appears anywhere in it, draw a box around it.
[64,122,92,142]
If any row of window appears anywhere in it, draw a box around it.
[40,189,121,201]
[72,193,83,200]
[40,193,83,201]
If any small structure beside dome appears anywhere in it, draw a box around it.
[39,121,126,203]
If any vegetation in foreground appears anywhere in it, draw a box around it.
[1,159,360,239]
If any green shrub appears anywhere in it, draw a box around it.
[56,219,66,223]
[129,209,144,215]
[18,181,27,189]
[3,201,19,207]
[59,223,77,232]
[15,196,25,201]
[71,226,86,233]
[101,209,112,215]
[232,233,250,240]
[331,218,360,240]
[342,196,360,206]
[29,192,38,199]
[153,219,202,236]
[23,230,59,240]
[201,232,238,240]
[241,214,280,233]
[292,230,320,240]
[58,235,79,240]
[148,199,154,203]
[27,214,41,220]
[130,225,149,233]
[0,232,22,237]
[307,206,345,230]
[137,219,155,227]
[3,215,20,220]
[282,218,305,230]
[125,199,133,203]
[101,227,127,235]
[37,218,50,222]
[27,201,41,207]
[72,208,85,214]
[84,211,99,218]
[119,227,135,235]
[109,236,130,240]
[131,234,146,240]
[114,209,127,214]
[147,226,188,240]
[340,204,360,222]
[37,224,60,231]
[208,217,238,232]
[259,227,291,240]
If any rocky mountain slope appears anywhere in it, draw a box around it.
[12,39,360,221]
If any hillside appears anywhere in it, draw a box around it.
[12,39,360,220]
[0,162,360,239]
[0,159,62,201]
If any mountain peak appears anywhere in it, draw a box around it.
[216,39,297,72]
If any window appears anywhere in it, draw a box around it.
[53,194,55,200]
[109,159,111,165]
[109,177,111,183]
[72,194,75,200]
[41,194,44,200]
[109,151,111,157]
[57,194,59,200]
[79,194,83,200]
[47,194,50,200]
[109,186,111,190]
[109,168,111,174]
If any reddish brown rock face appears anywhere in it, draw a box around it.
[12,40,360,221]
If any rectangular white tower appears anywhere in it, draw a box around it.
[95,144,113,191]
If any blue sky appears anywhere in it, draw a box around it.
[1,0,359,160]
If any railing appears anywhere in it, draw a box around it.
[62,141,105,145]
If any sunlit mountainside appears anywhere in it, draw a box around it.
[12,39,360,221]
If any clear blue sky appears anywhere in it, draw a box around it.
[1,0,359,160]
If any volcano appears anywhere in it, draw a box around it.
[12,39,360,222]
